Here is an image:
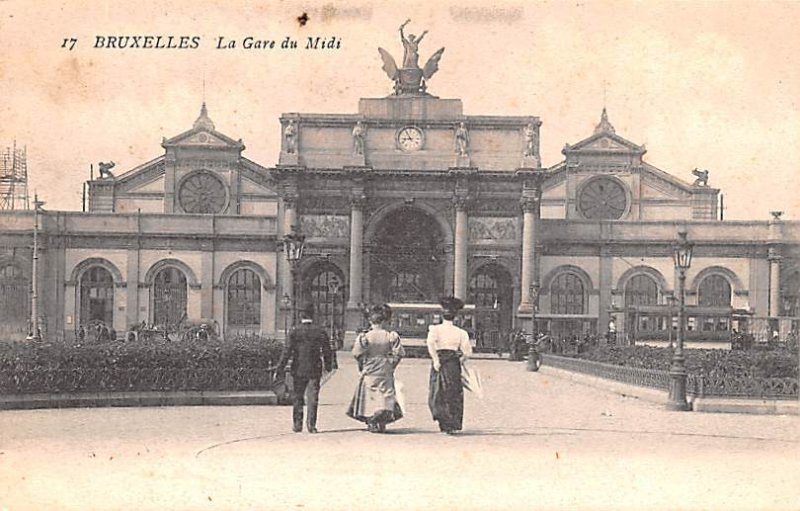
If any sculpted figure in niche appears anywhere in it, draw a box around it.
[399,19,428,69]
[284,120,297,154]
[454,122,469,156]
[352,121,366,156]
[523,123,537,157]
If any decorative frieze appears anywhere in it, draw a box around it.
[299,215,350,238]
[469,217,518,241]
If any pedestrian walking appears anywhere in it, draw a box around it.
[276,303,334,433]
[346,304,405,433]
[427,296,472,434]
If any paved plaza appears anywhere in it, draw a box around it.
[1,356,798,511]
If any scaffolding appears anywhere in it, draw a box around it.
[0,142,30,210]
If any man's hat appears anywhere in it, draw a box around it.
[439,296,465,314]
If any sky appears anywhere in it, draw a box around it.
[0,0,798,220]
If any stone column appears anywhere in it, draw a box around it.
[346,197,365,310]
[453,196,469,300]
[200,243,215,320]
[519,197,538,311]
[280,195,298,304]
[769,247,781,318]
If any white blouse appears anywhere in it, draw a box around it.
[426,320,472,363]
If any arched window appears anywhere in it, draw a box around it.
[79,266,114,326]
[304,267,344,335]
[153,267,187,329]
[698,275,731,307]
[0,263,28,325]
[551,272,585,314]
[227,268,261,329]
[624,274,659,307]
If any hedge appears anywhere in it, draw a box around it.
[0,334,284,394]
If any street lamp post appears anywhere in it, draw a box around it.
[27,194,45,342]
[668,229,694,411]
[327,279,340,347]
[667,295,677,349]
[527,283,540,371]
[282,227,306,328]
[281,293,291,338]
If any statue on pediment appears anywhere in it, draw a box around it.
[691,168,709,187]
[378,19,445,95]
[98,161,115,179]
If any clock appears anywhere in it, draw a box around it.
[178,170,227,214]
[396,126,424,151]
[577,177,628,220]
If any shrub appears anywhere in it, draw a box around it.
[0,334,285,394]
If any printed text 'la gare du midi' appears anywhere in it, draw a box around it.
[90,35,342,50]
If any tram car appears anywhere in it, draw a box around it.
[385,302,476,357]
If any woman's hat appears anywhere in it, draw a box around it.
[439,296,465,313]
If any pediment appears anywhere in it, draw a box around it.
[162,127,245,150]
[565,132,644,154]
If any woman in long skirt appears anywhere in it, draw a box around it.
[427,296,473,434]
[346,304,405,433]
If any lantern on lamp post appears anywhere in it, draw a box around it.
[668,229,693,411]
[282,227,306,327]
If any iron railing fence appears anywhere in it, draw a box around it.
[542,354,672,390]
[543,354,798,399]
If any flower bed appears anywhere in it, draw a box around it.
[0,334,284,394]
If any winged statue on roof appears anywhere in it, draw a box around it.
[378,19,445,96]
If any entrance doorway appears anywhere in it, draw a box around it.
[369,207,447,304]
[468,264,513,352]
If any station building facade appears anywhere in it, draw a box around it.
[2,78,799,346]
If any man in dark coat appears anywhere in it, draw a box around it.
[276,303,333,433]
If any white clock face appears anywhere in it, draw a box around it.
[397,127,424,151]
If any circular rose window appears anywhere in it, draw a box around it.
[178,171,227,214]
[577,177,628,220]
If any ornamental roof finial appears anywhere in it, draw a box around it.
[594,107,615,135]
[193,102,215,131]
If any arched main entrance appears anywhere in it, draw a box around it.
[368,207,447,304]
[468,263,514,351]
